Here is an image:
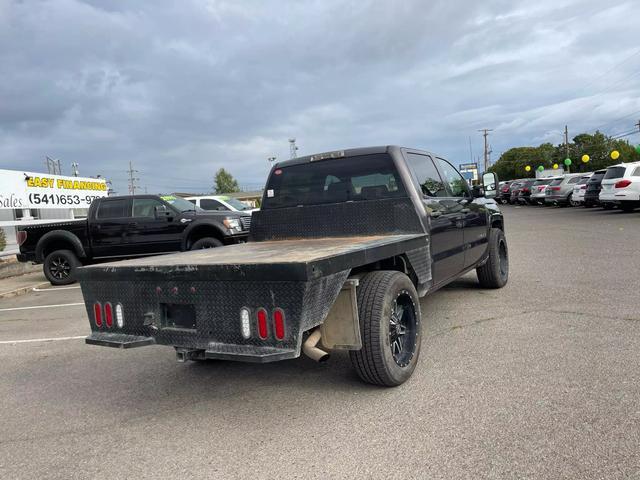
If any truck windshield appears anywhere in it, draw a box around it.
[262,154,406,209]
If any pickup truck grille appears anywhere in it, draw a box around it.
[240,216,252,231]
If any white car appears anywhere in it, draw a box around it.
[599,162,640,212]
[570,174,592,206]
[186,195,259,214]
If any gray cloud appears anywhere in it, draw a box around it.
[1,0,639,193]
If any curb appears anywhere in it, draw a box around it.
[0,282,51,299]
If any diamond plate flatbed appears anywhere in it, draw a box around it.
[79,234,428,282]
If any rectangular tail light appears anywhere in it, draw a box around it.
[17,231,28,246]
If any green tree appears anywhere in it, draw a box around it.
[213,168,240,194]
[0,228,6,252]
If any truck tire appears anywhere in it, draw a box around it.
[476,228,509,289]
[190,237,223,250]
[349,271,422,387]
[43,249,80,286]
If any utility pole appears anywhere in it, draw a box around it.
[564,125,570,173]
[45,156,61,175]
[635,120,640,133]
[71,162,79,177]
[127,161,140,195]
[289,138,299,159]
[478,129,493,173]
[468,136,473,163]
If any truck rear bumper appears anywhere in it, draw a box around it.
[86,332,155,348]
[85,332,297,362]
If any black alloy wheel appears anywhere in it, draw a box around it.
[389,291,419,368]
[49,255,71,280]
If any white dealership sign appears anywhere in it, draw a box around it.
[0,168,108,210]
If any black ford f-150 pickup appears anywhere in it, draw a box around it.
[17,194,251,285]
[78,146,508,386]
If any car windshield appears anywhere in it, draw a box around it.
[161,195,204,212]
[603,166,625,180]
[218,196,253,211]
[262,153,406,209]
[589,172,606,182]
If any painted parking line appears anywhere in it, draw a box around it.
[32,286,81,292]
[0,302,85,312]
[0,335,85,345]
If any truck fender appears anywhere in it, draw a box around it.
[36,230,87,262]
[181,219,228,250]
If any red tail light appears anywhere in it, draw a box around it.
[93,302,102,327]
[522,187,530,193]
[580,185,587,190]
[551,186,561,191]
[104,302,113,328]
[615,179,631,188]
[257,308,268,339]
[17,231,28,246]
[273,309,285,340]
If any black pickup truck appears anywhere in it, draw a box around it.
[17,194,251,285]
[78,146,508,386]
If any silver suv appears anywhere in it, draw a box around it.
[544,173,585,206]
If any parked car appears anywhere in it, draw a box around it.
[583,170,607,207]
[17,195,251,285]
[508,181,524,204]
[499,181,514,204]
[544,173,584,206]
[186,195,258,214]
[598,162,640,212]
[529,178,557,205]
[570,174,592,206]
[515,179,538,205]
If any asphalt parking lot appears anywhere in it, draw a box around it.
[1,205,639,479]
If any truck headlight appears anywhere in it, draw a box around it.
[223,218,241,231]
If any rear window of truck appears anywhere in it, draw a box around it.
[262,154,406,209]
[549,179,563,186]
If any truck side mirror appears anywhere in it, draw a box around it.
[154,205,171,219]
[482,172,498,199]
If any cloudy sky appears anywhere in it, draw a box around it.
[1,0,639,194]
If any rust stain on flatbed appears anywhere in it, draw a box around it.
[88,234,425,269]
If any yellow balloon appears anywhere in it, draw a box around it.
[581,154,590,163]
[611,150,620,160]
[553,163,559,169]
[525,165,531,172]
